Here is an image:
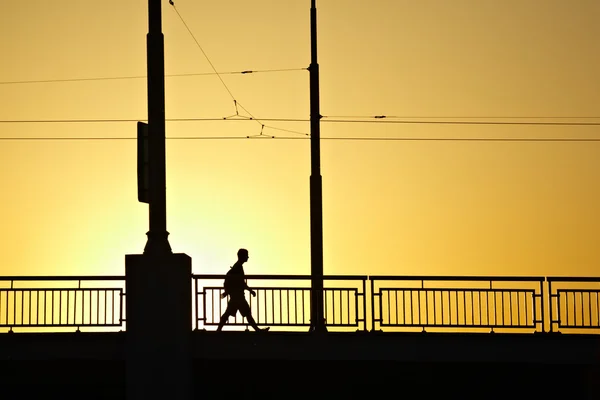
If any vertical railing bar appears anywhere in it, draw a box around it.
[263,289,267,325]
[540,280,545,332]
[596,292,600,328]
[461,291,466,326]
[387,289,391,326]
[455,290,459,326]
[13,291,20,325]
[433,290,438,325]
[500,289,505,327]
[516,291,521,326]
[302,289,305,325]
[330,289,335,325]
[339,289,343,325]
[73,290,77,326]
[566,291,570,327]
[37,289,40,326]
[416,288,421,326]
[286,289,290,325]
[294,289,297,325]
[324,289,328,324]
[547,280,552,332]
[425,284,429,326]
[509,290,513,327]
[580,291,584,327]
[20,290,24,326]
[201,287,206,327]
[470,290,474,326]
[370,279,375,331]
[346,288,350,326]
[119,289,124,327]
[354,288,358,327]
[378,288,383,330]
[574,291,578,327]
[361,279,367,330]
[272,289,275,324]
[83,289,86,326]
[486,290,490,327]
[279,289,282,324]
[96,290,99,325]
[193,278,198,330]
[571,290,577,327]
[441,290,445,326]
[477,290,481,327]
[588,292,598,326]
[410,289,414,325]
[393,289,397,325]
[214,289,220,325]
[524,290,529,328]
[4,289,7,326]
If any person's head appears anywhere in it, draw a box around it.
[237,248,249,262]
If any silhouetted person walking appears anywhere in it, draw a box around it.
[216,249,269,332]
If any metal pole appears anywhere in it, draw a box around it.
[309,0,326,333]
[144,0,172,256]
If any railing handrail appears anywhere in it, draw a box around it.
[369,275,545,282]
[546,276,600,283]
[192,274,368,280]
[0,276,125,281]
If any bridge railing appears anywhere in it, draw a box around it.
[0,276,125,332]
[1,274,599,334]
[192,274,368,331]
[370,276,545,333]
[547,277,600,333]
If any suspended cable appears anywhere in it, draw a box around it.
[0,68,307,86]
[168,1,307,138]
[1,136,598,142]
[2,117,599,127]
[323,115,600,120]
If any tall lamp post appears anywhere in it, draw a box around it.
[309,0,326,333]
[125,1,192,399]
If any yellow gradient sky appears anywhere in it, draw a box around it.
[0,0,599,278]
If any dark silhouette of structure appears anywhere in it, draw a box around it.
[217,249,269,332]
[309,0,326,334]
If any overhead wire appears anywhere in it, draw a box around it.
[1,117,600,127]
[0,68,307,86]
[168,1,308,138]
[1,136,599,142]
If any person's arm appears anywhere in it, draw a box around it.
[243,279,256,296]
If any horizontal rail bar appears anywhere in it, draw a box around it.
[380,287,536,293]
[370,275,545,282]
[193,274,368,280]
[547,277,600,283]
[380,323,536,328]
[0,276,125,281]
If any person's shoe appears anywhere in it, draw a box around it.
[259,327,270,332]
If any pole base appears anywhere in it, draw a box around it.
[309,320,328,333]
[125,253,192,400]
[143,230,172,255]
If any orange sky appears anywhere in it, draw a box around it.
[0,0,599,278]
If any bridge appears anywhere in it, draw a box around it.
[0,274,598,398]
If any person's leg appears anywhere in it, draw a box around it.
[217,301,237,331]
[240,300,269,332]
